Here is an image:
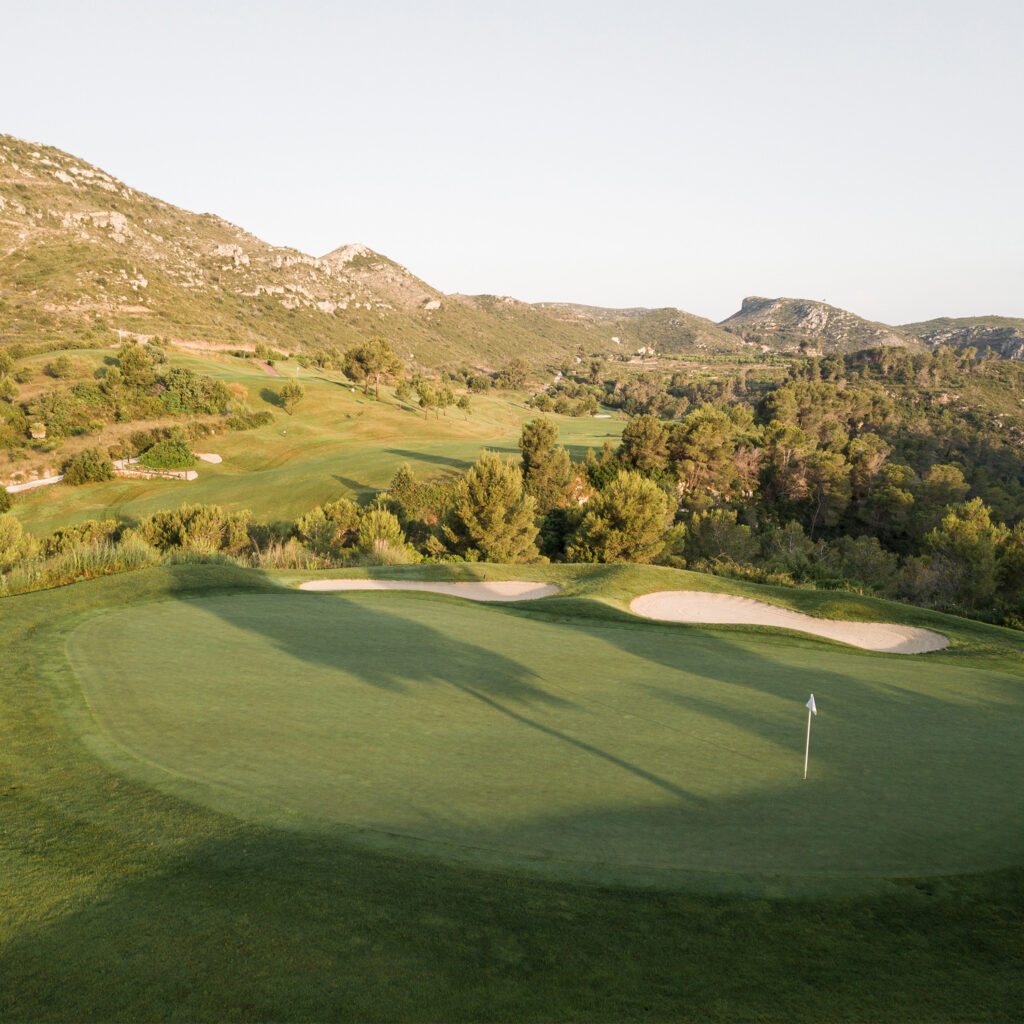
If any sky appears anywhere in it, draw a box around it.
[2,0,1022,324]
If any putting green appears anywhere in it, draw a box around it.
[68,591,1024,884]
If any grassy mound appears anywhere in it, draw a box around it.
[2,563,1023,1021]
[69,589,1023,883]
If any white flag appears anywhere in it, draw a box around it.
[806,694,817,715]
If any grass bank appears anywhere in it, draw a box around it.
[1,564,1022,1021]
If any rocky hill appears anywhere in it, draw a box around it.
[901,316,1024,361]
[0,135,629,370]
[4,134,1021,368]
[531,302,747,356]
[719,296,918,354]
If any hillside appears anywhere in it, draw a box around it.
[529,301,748,355]
[4,134,1023,370]
[902,315,1024,361]
[0,135,628,371]
[719,295,918,353]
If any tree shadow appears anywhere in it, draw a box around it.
[150,581,706,807]
[2,804,1022,1022]
[260,386,284,408]
[4,566,1024,1020]
[385,447,477,470]
[331,474,373,496]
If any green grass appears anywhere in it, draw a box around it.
[2,563,1023,1020]
[10,351,625,535]
[67,590,1024,884]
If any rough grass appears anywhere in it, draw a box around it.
[2,563,1023,1021]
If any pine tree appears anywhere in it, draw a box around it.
[343,337,403,398]
[567,471,671,563]
[444,451,539,562]
[519,416,572,514]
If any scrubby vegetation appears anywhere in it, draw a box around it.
[138,434,195,470]
[3,338,1023,628]
[61,446,114,485]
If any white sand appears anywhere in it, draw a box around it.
[630,590,949,654]
[299,580,560,602]
[195,453,222,464]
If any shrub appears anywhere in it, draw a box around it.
[442,451,540,563]
[0,487,11,513]
[62,447,114,485]
[48,355,75,379]
[0,513,37,572]
[278,380,305,415]
[294,499,361,557]
[567,471,672,564]
[42,518,121,557]
[226,409,273,431]
[129,429,159,455]
[139,437,196,470]
[249,537,324,570]
[358,508,406,553]
[137,504,252,555]
[0,536,160,596]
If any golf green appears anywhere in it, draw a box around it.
[68,590,1024,884]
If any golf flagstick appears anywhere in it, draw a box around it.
[803,693,817,780]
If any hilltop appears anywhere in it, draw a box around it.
[717,298,1024,363]
[901,315,1024,361]
[720,295,918,353]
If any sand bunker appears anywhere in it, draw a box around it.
[630,591,949,654]
[299,580,560,602]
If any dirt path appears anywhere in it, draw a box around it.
[4,475,63,493]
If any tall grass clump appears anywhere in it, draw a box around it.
[0,536,161,596]
[248,538,326,570]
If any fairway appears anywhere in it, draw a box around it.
[10,351,626,536]
[68,589,1024,885]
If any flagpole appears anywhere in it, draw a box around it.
[803,707,812,780]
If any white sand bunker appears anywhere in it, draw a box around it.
[630,591,949,654]
[299,580,560,602]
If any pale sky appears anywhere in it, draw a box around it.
[2,0,1022,324]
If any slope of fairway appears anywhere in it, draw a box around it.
[297,579,559,600]
[67,587,1024,885]
[10,351,625,535]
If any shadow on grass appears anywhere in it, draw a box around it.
[260,386,285,408]
[2,812,1023,1022]
[331,474,373,495]
[4,566,1024,1020]
[385,447,477,470]
[164,587,710,806]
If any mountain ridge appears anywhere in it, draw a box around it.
[2,133,1021,365]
